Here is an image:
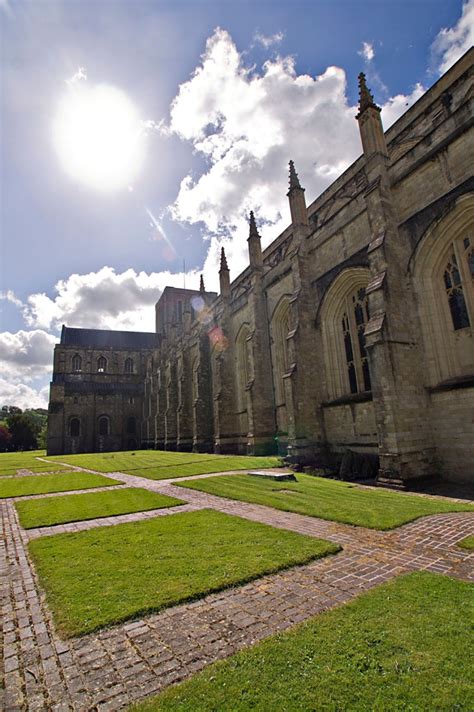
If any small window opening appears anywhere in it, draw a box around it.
[72,354,82,372]
[69,418,80,437]
[98,416,110,436]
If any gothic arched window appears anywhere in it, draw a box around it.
[320,268,372,400]
[411,195,474,385]
[124,357,134,374]
[271,298,291,406]
[97,356,107,373]
[341,287,371,394]
[72,354,82,372]
[443,237,472,331]
[192,358,199,403]
[235,324,251,413]
[98,415,110,436]
[69,418,80,437]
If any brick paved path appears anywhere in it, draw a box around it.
[1,467,473,711]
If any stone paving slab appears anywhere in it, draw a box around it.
[1,465,473,711]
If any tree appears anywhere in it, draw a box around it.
[6,413,41,451]
[0,425,12,452]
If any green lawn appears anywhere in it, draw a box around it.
[130,572,473,712]
[0,472,120,499]
[15,487,183,528]
[458,535,474,550]
[28,509,338,637]
[0,450,75,477]
[175,474,474,530]
[45,450,281,479]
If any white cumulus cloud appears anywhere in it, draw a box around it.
[0,289,25,309]
[167,28,362,278]
[165,28,427,281]
[0,378,50,410]
[358,41,375,62]
[0,328,58,410]
[0,330,57,378]
[254,31,284,49]
[381,82,425,129]
[23,266,201,332]
[432,0,474,73]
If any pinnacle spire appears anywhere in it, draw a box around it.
[357,72,380,116]
[199,274,205,293]
[248,210,260,239]
[288,160,302,191]
[219,246,229,272]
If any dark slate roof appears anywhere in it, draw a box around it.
[60,326,159,349]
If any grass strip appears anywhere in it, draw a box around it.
[45,450,281,478]
[0,450,76,476]
[175,473,474,530]
[130,572,474,712]
[458,535,474,550]
[28,509,338,637]
[15,487,183,528]
[0,472,120,499]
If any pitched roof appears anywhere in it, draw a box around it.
[60,326,159,349]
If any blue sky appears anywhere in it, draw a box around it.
[0,0,472,408]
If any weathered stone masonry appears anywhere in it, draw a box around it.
[48,50,474,485]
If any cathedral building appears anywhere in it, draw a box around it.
[47,49,474,487]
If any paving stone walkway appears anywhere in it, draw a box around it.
[1,466,473,711]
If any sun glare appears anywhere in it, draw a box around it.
[53,83,145,191]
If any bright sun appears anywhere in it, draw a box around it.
[53,83,145,192]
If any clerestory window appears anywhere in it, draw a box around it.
[97,356,107,373]
[124,357,134,374]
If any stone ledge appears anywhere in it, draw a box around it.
[429,374,474,393]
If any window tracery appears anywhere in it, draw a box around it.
[320,268,372,400]
[97,356,107,373]
[411,196,474,385]
[341,287,371,394]
[124,357,134,373]
[443,237,472,331]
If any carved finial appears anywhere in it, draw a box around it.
[248,210,260,239]
[199,274,205,293]
[288,160,301,191]
[219,246,229,272]
[357,72,380,115]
